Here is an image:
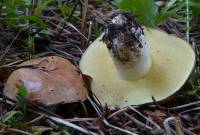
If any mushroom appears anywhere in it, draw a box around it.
[3,56,88,106]
[79,13,195,108]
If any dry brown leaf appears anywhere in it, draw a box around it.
[145,110,167,117]
[144,110,167,126]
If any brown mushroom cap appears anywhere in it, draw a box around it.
[3,56,88,106]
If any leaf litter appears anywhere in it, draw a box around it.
[0,0,200,135]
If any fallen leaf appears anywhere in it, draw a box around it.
[144,110,167,126]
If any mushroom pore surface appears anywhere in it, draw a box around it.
[79,28,195,108]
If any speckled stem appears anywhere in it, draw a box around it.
[103,13,152,80]
[111,40,151,80]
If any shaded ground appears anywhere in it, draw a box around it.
[0,0,200,135]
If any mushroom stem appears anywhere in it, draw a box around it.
[109,41,151,80]
[103,13,151,80]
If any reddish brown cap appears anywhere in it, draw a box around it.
[4,56,88,106]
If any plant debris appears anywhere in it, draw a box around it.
[0,0,200,135]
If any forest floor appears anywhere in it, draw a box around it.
[0,0,200,135]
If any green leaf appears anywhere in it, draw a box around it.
[118,0,189,27]
[155,0,185,24]
[32,127,43,135]
[2,0,28,16]
[50,131,62,135]
[16,84,28,113]
[0,122,6,130]
[2,111,22,123]
[4,15,47,28]
[188,72,200,86]
[187,89,198,96]
[1,0,46,29]
[25,35,35,50]
[2,0,18,17]
[119,0,158,27]
[189,0,200,15]
[39,29,55,36]
[93,23,102,37]
[15,0,28,9]
[60,4,73,14]
[111,0,122,6]
[34,0,57,16]
[18,15,47,28]
[17,84,28,98]
[187,73,200,97]
[189,0,200,6]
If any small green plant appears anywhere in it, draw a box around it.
[2,111,23,124]
[187,72,200,98]
[2,110,28,130]
[16,84,29,114]
[25,35,35,52]
[118,0,200,28]
[50,131,62,135]
[93,23,102,37]
[119,0,184,27]
[32,127,43,135]
[59,4,73,14]
[189,0,200,15]
[1,0,46,28]
[1,84,29,130]
[34,0,57,16]
[0,122,6,131]
[1,0,27,26]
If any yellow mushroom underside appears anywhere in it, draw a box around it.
[80,28,195,108]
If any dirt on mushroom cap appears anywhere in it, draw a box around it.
[3,56,88,106]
